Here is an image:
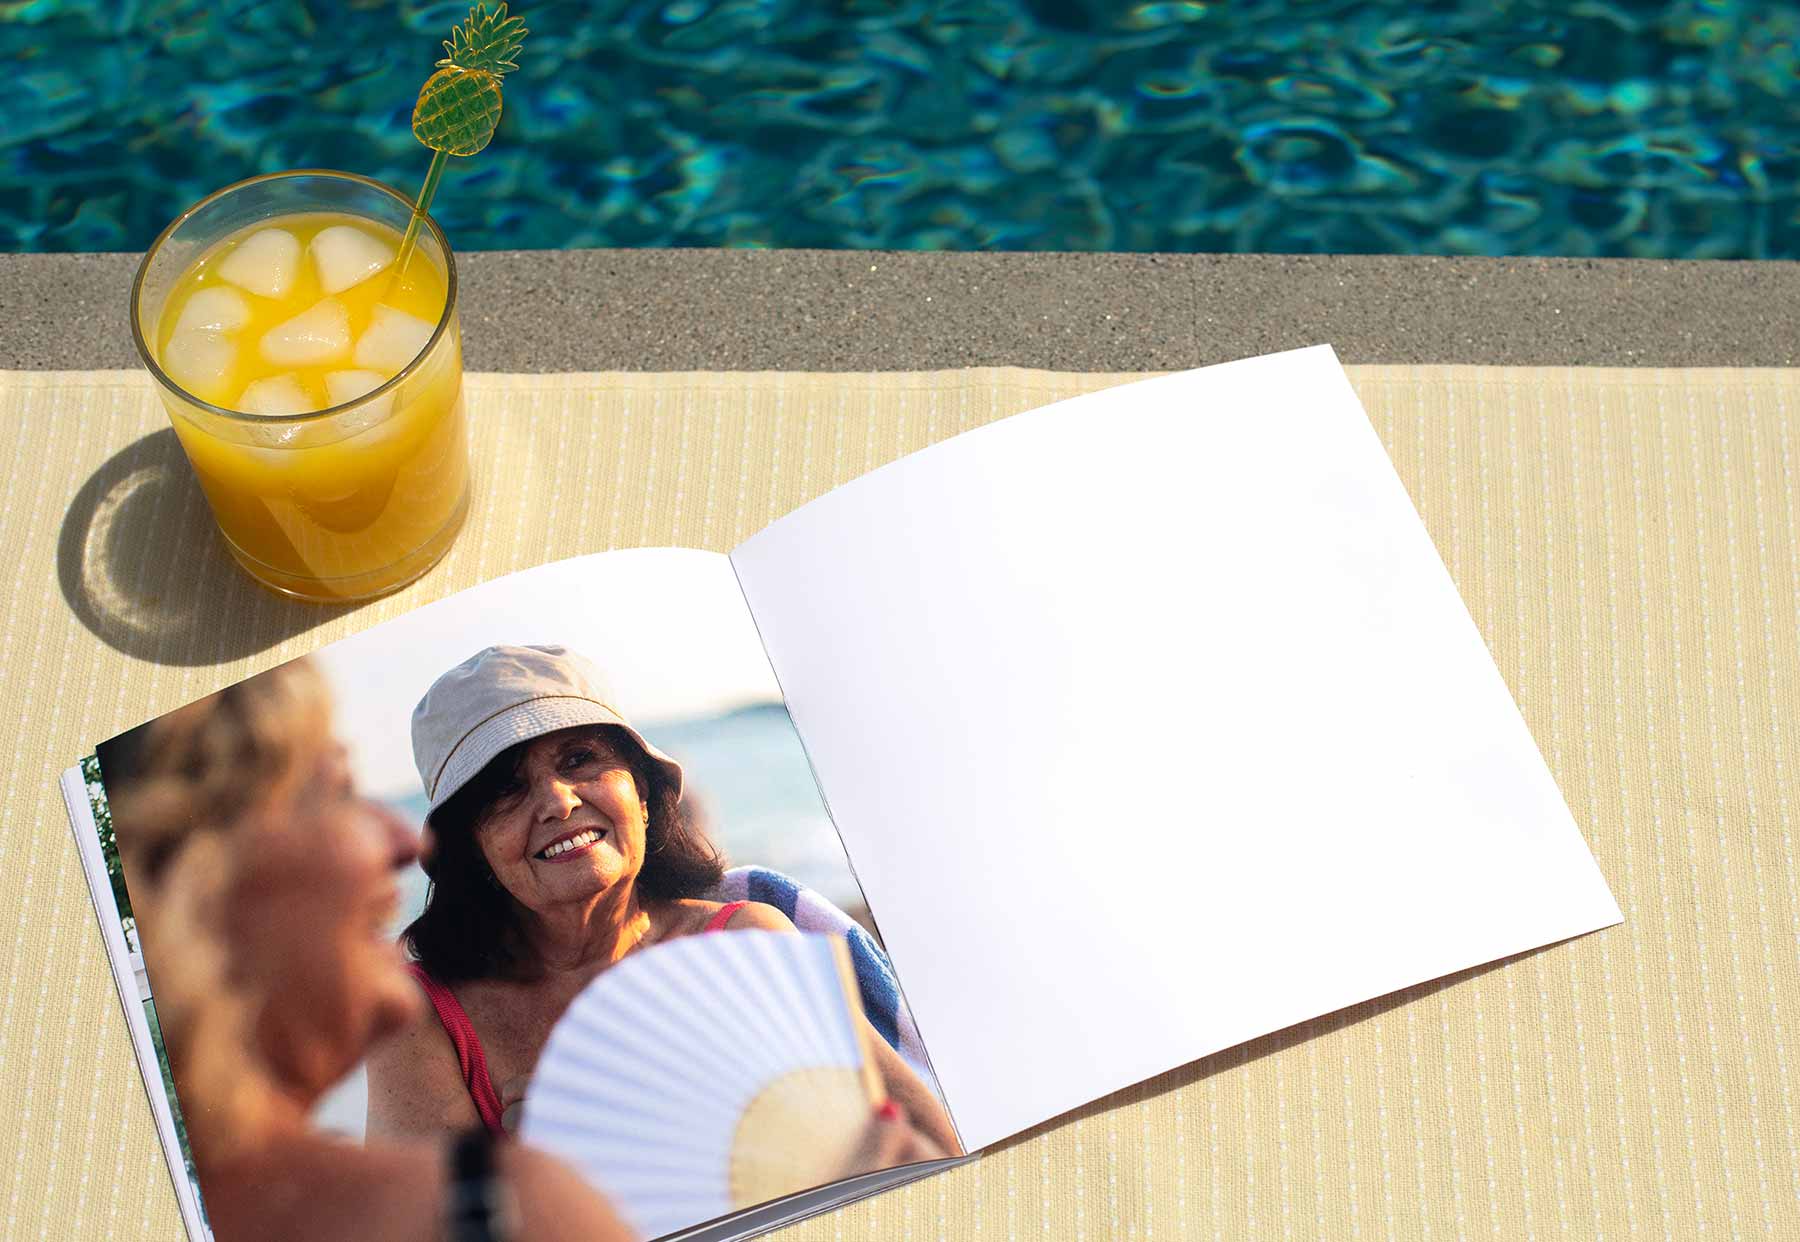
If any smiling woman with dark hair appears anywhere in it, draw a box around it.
[367,644,960,1159]
[405,721,720,985]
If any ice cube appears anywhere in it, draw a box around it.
[325,369,386,404]
[352,304,435,373]
[171,286,251,337]
[309,225,394,295]
[160,330,236,402]
[235,374,315,416]
[215,227,300,299]
[325,369,395,428]
[260,298,351,368]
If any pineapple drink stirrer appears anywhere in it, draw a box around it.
[397,3,529,272]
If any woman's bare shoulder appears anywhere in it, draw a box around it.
[365,1003,480,1138]
[723,900,796,931]
[199,1132,447,1242]
[662,897,796,935]
[206,1131,632,1242]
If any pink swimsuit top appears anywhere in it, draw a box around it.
[404,901,749,1135]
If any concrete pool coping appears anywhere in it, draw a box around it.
[4,249,1797,372]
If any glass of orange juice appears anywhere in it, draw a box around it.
[131,170,469,602]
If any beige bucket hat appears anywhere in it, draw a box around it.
[411,644,684,819]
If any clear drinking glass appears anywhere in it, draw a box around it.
[131,170,470,602]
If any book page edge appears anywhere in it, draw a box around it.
[59,764,213,1242]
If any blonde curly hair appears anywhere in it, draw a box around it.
[99,659,334,1156]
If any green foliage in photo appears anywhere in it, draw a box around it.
[80,753,134,939]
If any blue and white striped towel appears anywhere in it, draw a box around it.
[711,866,935,1084]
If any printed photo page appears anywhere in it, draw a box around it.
[730,345,1625,1151]
[74,548,964,1242]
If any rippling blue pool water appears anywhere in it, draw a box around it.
[6,0,1800,256]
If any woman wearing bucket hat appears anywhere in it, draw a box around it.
[366,644,960,1157]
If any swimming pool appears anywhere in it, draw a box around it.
[6,0,1799,257]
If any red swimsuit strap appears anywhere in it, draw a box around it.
[404,961,505,1136]
[704,900,749,932]
[405,907,747,1135]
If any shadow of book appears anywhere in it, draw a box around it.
[57,428,353,665]
[982,938,1572,1156]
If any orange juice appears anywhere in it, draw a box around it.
[147,209,467,601]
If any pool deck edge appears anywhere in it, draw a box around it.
[4,249,1796,371]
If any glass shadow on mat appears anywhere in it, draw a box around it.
[57,429,354,665]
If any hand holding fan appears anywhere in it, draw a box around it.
[520,931,885,1240]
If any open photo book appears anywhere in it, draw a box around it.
[62,346,1623,1242]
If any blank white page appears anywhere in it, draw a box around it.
[730,347,1622,1152]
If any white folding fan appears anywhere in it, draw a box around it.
[520,930,885,1241]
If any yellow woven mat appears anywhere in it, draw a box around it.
[1,365,1796,1240]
